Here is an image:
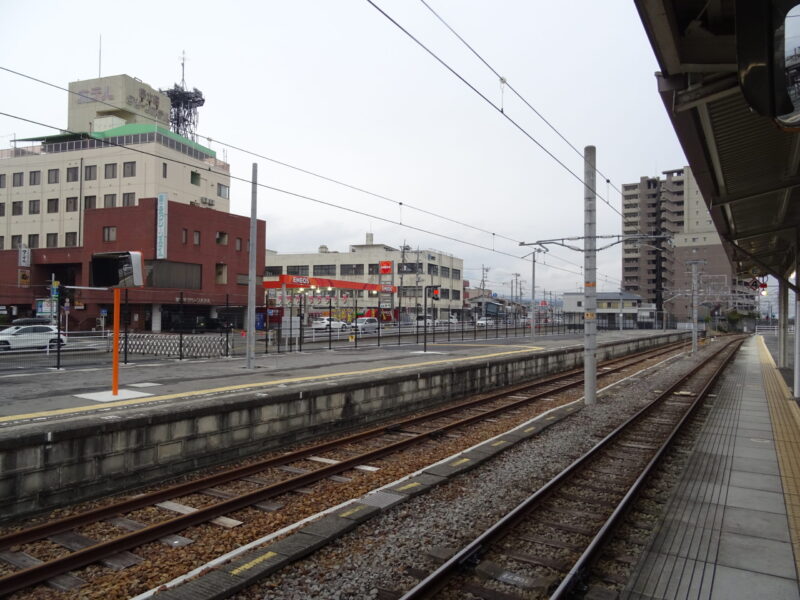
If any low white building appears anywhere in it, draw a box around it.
[264,234,465,321]
[562,291,646,329]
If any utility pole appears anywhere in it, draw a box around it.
[246,163,258,369]
[687,259,705,355]
[584,146,598,406]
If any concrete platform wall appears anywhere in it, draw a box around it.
[0,332,688,519]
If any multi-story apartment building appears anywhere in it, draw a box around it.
[621,167,753,322]
[621,168,685,310]
[0,74,231,253]
[264,234,464,322]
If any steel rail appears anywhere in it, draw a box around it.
[399,337,741,599]
[0,339,684,551]
[0,340,687,596]
[550,338,742,598]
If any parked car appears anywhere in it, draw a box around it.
[0,325,67,351]
[476,317,495,327]
[435,315,459,326]
[415,316,433,327]
[355,317,379,333]
[311,317,349,330]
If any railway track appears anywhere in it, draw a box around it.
[0,340,689,597]
[397,336,742,600]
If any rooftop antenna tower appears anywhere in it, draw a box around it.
[162,51,205,141]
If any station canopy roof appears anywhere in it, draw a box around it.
[635,0,800,291]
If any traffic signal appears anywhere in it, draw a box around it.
[431,287,440,301]
[91,251,144,288]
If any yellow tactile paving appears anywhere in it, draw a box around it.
[758,335,800,576]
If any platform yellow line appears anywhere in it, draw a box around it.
[0,346,545,424]
[758,335,800,576]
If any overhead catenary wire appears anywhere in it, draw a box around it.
[418,0,623,197]
[363,0,625,221]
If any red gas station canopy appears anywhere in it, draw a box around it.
[263,274,396,293]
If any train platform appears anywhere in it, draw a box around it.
[623,335,800,599]
[0,328,676,427]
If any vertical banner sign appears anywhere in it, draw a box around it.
[156,193,168,259]
[18,244,30,267]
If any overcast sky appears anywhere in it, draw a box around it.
[0,1,688,298]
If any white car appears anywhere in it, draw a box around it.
[476,317,495,327]
[311,317,349,330]
[416,316,433,327]
[0,325,67,351]
[355,317,379,333]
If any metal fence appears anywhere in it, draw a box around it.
[0,310,673,373]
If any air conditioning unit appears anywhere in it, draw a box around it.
[208,198,215,206]
[200,197,209,205]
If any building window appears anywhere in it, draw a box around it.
[215,263,228,285]
[340,264,364,276]
[452,290,461,300]
[162,162,168,178]
[235,237,242,251]
[0,237,3,250]
[104,163,117,179]
[29,199,40,214]
[47,198,58,213]
[122,192,135,207]
[398,262,421,274]
[84,195,96,209]
[29,171,41,186]
[427,263,439,276]
[441,266,450,278]
[66,167,79,182]
[66,197,78,212]
[215,231,229,245]
[440,288,450,299]
[0,174,5,188]
[0,203,4,217]
[47,169,59,184]
[11,235,21,249]
[104,194,116,208]
[190,171,200,185]
[452,268,461,279]
[181,228,188,244]
[12,201,22,215]
[217,183,230,199]
[28,234,39,248]
[313,264,336,276]
[123,161,136,177]
[103,226,117,242]
[193,230,200,245]
[65,232,77,247]
[577,300,583,307]
[84,165,97,181]
[12,172,23,187]
[286,265,309,276]
[46,233,58,248]
[264,265,282,276]
[368,263,380,275]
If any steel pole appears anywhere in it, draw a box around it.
[691,261,699,355]
[583,146,597,405]
[794,242,800,399]
[246,163,258,369]
[780,280,788,368]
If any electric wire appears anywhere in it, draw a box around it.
[364,0,624,220]
[418,0,624,197]
[1,110,590,276]
[0,65,602,275]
